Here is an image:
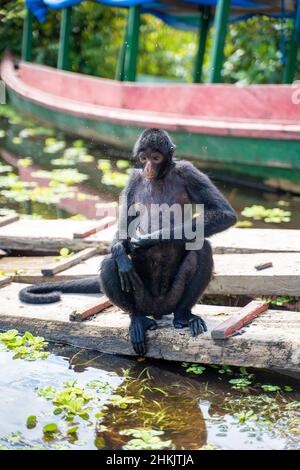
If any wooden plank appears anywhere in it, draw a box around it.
[255,262,273,271]
[1,222,300,255]
[0,214,19,227]
[0,256,61,283]
[211,300,269,339]
[41,247,98,276]
[211,228,300,253]
[56,254,104,279]
[3,252,300,296]
[73,216,116,239]
[48,252,300,296]
[69,296,112,321]
[0,219,115,252]
[207,252,300,295]
[0,255,105,283]
[1,283,300,373]
[0,275,11,287]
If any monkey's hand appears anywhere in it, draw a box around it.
[115,253,142,293]
[129,316,158,356]
[130,233,160,250]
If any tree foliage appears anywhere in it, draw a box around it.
[0,1,298,84]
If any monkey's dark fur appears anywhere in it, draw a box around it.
[19,128,237,355]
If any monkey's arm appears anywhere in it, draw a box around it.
[111,170,142,291]
[183,162,237,237]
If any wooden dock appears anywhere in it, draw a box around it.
[0,214,300,374]
[0,283,299,374]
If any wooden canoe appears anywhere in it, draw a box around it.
[1,52,300,191]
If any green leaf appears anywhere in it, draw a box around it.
[59,247,70,257]
[43,423,58,434]
[67,426,78,435]
[26,415,37,429]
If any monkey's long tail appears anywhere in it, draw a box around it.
[19,277,102,304]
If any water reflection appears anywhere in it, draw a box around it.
[0,345,299,450]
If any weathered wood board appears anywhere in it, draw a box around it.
[211,301,269,339]
[41,247,98,276]
[207,252,300,295]
[211,228,300,253]
[70,296,112,321]
[2,252,300,296]
[0,219,116,252]
[0,283,299,373]
[0,256,59,283]
[0,214,19,227]
[0,275,11,287]
[0,255,105,283]
[0,220,300,255]
[73,216,116,239]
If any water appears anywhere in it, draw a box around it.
[0,344,299,450]
[0,105,300,450]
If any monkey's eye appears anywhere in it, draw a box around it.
[152,154,163,163]
[139,154,147,163]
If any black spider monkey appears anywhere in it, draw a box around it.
[19,128,237,355]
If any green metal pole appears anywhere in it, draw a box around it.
[57,7,72,70]
[208,0,231,83]
[22,8,33,61]
[193,6,211,83]
[115,21,129,81]
[124,6,141,82]
[284,1,300,83]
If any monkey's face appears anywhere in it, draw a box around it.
[138,148,165,179]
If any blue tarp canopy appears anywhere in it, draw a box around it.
[25,1,298,29]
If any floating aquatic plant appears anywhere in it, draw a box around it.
[108,394,140,409]
[101,171,129,188]
[18,157,32,168]
[229,378,252,390]
[44,138,66,154]
[182,362,206,375]
[235,220,253,228]
[0,330,49,361]
[26,416,37,430]
[32,169,88,185]
[120,428,175,450]
[116,160,130,170]
[36,377,117,427]
[241,205,291,223]
[256,295,297,307]
[0,163,13,173]
[261,385,282,392]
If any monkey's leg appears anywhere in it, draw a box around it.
[100,255,157,355]
[173,240,213,336]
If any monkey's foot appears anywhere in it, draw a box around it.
[173,311,207,337]
[129,316,158,356]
